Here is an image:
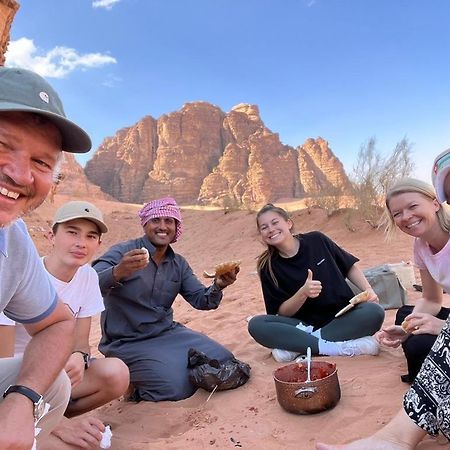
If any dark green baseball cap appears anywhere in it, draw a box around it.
[0,67,91,153]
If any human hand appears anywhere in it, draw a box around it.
[374,325,408,348]
[215,266,240,289]
[404,312,444,336]
[113,248,149,281]
[365,287,379,303]
[52,416,105,449]
[0,395,35,449]
[300,269,322,299]
[65,352,85,388]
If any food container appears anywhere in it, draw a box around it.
[273,361,341,414]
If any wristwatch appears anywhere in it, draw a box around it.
[73,350,90,370]
[3,384,45,421]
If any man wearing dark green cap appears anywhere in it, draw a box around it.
[0,67,91,449]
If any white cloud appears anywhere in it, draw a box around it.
[5,37,117,78]
[92,0,120,10]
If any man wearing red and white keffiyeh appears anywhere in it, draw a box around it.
[93,196,243,402]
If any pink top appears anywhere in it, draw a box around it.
[414,234,450,293]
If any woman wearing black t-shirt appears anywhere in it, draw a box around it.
[248,203,385,362]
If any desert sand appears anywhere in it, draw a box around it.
[26,195,450,450]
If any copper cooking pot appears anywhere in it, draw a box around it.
[273,361,341,414]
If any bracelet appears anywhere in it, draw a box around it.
[72,351,90,370]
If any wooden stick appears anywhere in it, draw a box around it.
[206,384,219,402]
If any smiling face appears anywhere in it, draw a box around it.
[50,219,101,269]
[387,192,440,238]
[143,216,177,248]
[0,112,62,226]
[257,210,293,247]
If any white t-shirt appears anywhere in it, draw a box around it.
[414,234,450,293]
[0,260,104,356]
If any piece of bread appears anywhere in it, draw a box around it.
[203,260,241,278]
[401,319,413,333]
[335,290,371,318]
[141,247,149,263]
[349,290,371,305]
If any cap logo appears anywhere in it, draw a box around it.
[85,208,90,212]
[39,91,49,103]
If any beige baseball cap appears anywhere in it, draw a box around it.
[52,201,108,233]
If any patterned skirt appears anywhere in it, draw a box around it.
[403,316,450,440]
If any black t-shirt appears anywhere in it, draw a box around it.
[259,231,358,329]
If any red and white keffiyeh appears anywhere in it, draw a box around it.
[138,197,182,242]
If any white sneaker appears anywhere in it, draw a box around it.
[295,322,322,338]
[338,336,379,356]
[271,348,300,362]
[295,322,314,333]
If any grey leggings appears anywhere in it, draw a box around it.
[248,302,385,355]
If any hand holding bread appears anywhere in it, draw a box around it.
[401,319,415,334]
[113,248,150,282]
[203,260,241,278]
[349,290,371,305]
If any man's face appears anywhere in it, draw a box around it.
[0,112,62,226]
[50,219,101,269]
[143,217,177,248]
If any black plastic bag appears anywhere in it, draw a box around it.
[187,348,251,392]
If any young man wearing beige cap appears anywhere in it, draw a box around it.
[1,201,129,448]
[0,66,91,449]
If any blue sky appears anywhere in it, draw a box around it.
[7,0,450,182]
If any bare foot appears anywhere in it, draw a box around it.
[316,436,412,450]
[317,408,426,450]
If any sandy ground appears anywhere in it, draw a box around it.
[25,195,450,450]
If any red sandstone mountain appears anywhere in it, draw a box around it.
[298,137,352,195]
[51,153,111,202]
[84,102,351,206]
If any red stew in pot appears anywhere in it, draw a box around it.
[278,364,332,383]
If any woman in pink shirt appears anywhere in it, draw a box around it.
[377,178,450,383]
[317,150,450,449]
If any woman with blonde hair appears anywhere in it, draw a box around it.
[376,177,450,382]
[317,153,450,449]
[247,203,384,361]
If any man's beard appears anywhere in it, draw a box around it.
[0,197,45,228]
[0,173,41,228]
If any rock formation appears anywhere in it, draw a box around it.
[85,102,352,207]
[51,153,111,203]
[0,0,19,66]
[141,102,228,203]
[85,116,157,203]
[298,137,352,196]
[199,105,302,206]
